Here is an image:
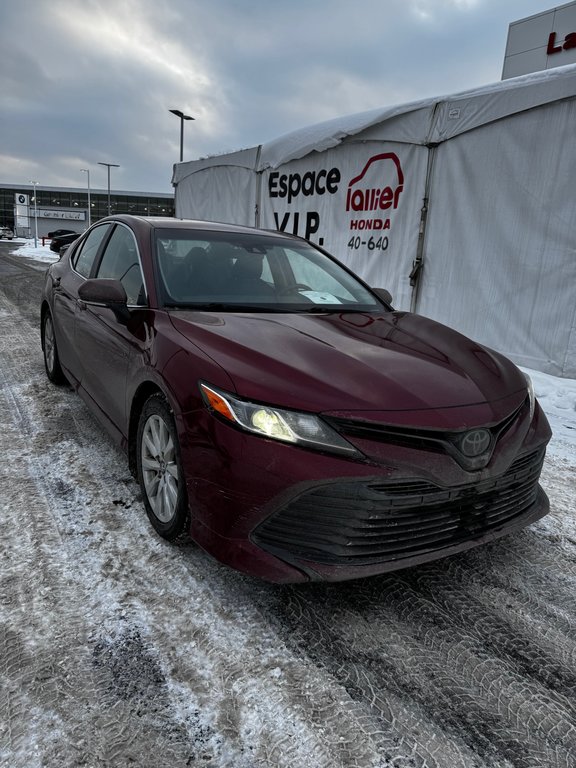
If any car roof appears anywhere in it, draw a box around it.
[99,214,302,241]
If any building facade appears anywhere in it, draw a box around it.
[0,183,175,238]
[502,1,576,78]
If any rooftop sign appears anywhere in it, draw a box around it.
[502,2,576,79]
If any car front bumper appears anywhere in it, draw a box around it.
[180,401,552,583]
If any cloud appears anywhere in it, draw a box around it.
[0,0,552,192]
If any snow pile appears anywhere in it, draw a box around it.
[523,367,576,462]
[11,238,60,264]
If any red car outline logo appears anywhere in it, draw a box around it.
[346,152,404,212]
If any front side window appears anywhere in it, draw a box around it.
[72,224,111,278]
[96,225,146,306]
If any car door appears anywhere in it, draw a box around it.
[52,223,112,384]
[74,223,147,433]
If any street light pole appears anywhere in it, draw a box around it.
[98,161,120,216]
[30,180,39,247]
[81,168,91,227]
[169,109,195,162]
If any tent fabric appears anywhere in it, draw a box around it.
[258,64,576,168]
[257,141,430,311]
[172,65,576,377]
[417,100,576,377]
[171,147,260,186]
[428,63,576,143]
[257,102,436,169]
[174,164,257,225]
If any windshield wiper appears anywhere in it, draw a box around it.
[164,302,381,314]
[164,302,287,312]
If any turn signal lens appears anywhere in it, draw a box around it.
[199,385,237,422]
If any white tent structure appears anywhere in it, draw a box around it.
[172,65,576,378]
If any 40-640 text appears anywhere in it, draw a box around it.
[347,236,389,251]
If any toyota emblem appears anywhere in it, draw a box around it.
[459,429,491,457]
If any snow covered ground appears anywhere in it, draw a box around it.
[1,241,575,768]
[7,237,65,264]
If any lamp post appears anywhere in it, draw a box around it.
[98,161,120,216]
[80,168,91,227]
[30,181,39,247]
[169,109,195,162]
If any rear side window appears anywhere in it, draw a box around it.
[96,224,146,306]
[72,224,111,278]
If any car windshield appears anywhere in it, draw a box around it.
[154,230,381,312]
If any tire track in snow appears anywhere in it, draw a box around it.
[0,289,207,766]
[254,555,576,768]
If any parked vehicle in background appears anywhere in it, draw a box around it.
[49,231,81,253]
[48,228,77,239]
[40,215,552,583]
[0,227,14,240]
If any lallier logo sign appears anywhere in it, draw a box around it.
[268,151,404,255]
[547,30,576,54]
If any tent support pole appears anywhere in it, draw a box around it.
[254,146,262,227]
[410,143,438,313]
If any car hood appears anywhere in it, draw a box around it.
[168,310,527,425]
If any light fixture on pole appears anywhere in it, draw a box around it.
[80,168,91,227]
[169,109,195,162]
[97,161,120,216]
[30,181,39,247]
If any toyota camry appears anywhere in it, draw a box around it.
[40,215,551,583]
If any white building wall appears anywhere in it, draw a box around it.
[503,2,576,78]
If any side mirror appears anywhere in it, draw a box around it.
[78,278,128,306]
[78,278,130,323]
[372,287,393,306]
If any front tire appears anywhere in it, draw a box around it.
[42,311,66,384]
[137,394,189,541]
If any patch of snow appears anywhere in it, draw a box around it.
[11,238,60,264]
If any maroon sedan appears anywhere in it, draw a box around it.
[40,215,551,583]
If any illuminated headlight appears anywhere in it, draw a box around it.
[523,372,536,422]
[200,383,359,457]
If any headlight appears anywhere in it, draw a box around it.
[523,372,536,422]
[200,382,359,457]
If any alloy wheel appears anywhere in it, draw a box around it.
[140,413,180,523]
[44,315,56,375]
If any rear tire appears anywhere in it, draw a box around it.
[42,311,67,384]
[136,394,190,541]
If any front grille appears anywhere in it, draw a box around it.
[324,398,528,469]
[252,449,546,566]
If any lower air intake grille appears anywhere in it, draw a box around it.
[252,450,545,566]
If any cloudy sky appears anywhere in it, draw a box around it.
[1,0,552,194]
